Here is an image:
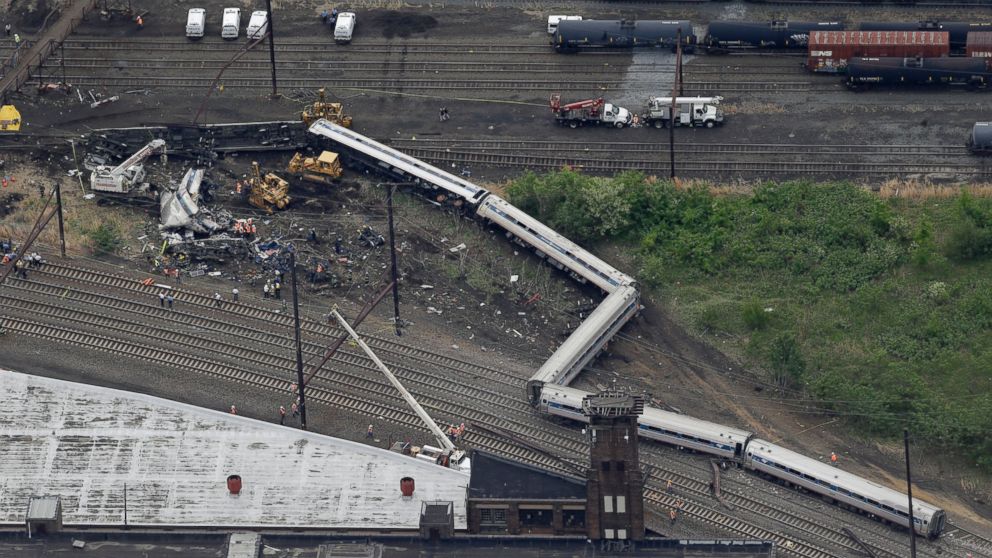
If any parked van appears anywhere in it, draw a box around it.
[547,15,581,35]
[246,10,268,40]
[221,7,241,40]
[334,12,356,44]
[186,8,206,39]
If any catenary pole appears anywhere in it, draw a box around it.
[264,0,277,96]
[290,250,307,429]
[904,429,917,558]
[386,184,402,336]
[54,182,66,258]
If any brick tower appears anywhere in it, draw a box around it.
[583,390,645,545]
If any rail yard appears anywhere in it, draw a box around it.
[2,0,992,556]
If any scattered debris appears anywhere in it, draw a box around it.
[448,243,467,253]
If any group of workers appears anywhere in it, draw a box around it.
[1,245,43,279]
[447,423,466,442]
[232,218,257,236]
[262,268,284,299]
[320,8,340,25]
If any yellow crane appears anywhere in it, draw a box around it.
[301,88,353,128]
[287,151,342,185]
[246,161,290,213]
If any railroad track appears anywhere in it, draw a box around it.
[0,314,855,558]
[10,260,963,558]
[398,147,992,176]
[45,74,620,91]
[59,39,562,55]
[387,138,975,157]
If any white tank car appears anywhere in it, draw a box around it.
[745,439,947,538]
[476,194,634,293]
[538,385,752,460]
[307,119,490,205]
[527,286,639,403]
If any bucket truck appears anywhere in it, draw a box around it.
[90,139,167,195]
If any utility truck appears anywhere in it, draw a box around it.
[642,96,725,128]
[90,139,166,196]
[550,94,632,128]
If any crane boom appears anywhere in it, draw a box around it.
[331,309,455,451]
[90,139,166,193]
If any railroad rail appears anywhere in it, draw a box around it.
[6,259,972,558]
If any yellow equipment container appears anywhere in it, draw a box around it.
[287,151,342,185]
[247,161,290,213]
[301,88,353,128]
[0,105,22,132]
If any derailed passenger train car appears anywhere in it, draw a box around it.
[704,20,845,51]
[846,56,992,89]
[553,19,696,53]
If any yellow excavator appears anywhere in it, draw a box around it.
[301,88,353,128]
[0,105,21,132]
[287,151,342,185]
[246,161,290,213]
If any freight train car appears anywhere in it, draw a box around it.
[704,20,845,52]
[858,21,992,52]
[967,32,992,57]
[846,56,992,89]
[553,19,696,53]
[968,122,992,153]
[808,31,950,73]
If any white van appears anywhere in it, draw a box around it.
[547,15,581,35]
[334,12,356,44]
[246,10,268,40]
[186,8,205,39]
[221,7,241,40]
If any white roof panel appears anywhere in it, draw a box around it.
[0,370,468,529]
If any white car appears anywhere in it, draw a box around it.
[221,7,241,39]
[246,10,269,41]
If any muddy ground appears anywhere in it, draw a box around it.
[2,0,991,541]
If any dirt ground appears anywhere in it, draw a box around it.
[2,0,991,542]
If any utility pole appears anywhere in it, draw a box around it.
[289,250,307,430]
[904,429,917,558]
[54,182,66,258]
[669,29,682,179]
[386,184,402,336]
[264,0,278,97]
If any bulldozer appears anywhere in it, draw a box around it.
[0,105,22,132]
[301,88,353,128]
[246,161,290,213]
[287,151,342,185]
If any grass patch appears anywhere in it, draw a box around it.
[507,171,992,472]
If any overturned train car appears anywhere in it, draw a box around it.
[553,19,696,53]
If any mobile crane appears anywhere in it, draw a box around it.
[550,94,632,129]
[90,139,166,195]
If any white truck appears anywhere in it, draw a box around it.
[221,7,241,40]
[642,96,725,128]
[185,8,205,39]
[549,94,632,128]
[334,12,356,44]
[90,139,166,195]
[246,10,268,41]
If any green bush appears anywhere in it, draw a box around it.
[88,223,121,254]
[741,299,770,331]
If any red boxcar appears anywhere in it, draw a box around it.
[807,30,950,73]
[966,32,992,58]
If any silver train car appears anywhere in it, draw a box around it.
[745,439,946,538]
[526,286,640,404]
[538,385,751,459]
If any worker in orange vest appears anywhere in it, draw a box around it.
[830,452,838,464]
[669,508,677,524]
[135,15,144,29]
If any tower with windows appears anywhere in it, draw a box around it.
[583,390,645,544]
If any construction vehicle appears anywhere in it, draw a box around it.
[246,161,290,213]
[550,94,632,128]
[90,139,166,194]
[301,88,353,128]
[643,96,725,129]
[287,151,342,185]
[0,105,21,132]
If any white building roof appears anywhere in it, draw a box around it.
[0,370,468,529]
